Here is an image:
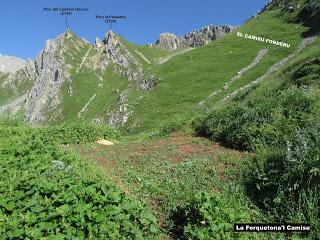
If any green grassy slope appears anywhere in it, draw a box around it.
[124,6,310,133]
[48,32,171,125]
[0,71,33,106]
[193,32,320,239]
[0,73,11,105]
[1,0,316,134]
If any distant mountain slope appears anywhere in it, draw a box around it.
[0,55,26,73]
[124,0,318,133]
[0,0,318,134]
[0,31,170,124]
[0,24,234,126]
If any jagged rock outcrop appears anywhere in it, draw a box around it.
[156,33,181,51]
[0,54,27,73]
[25,31,71,124]
[95,37,103,48]
[155,25,236,50]
[181,25,235,47]
[250,0,300,20]
[94,30,142,80]
[106,90,132,126]
[104,31,139,69]
[95,31,158,90]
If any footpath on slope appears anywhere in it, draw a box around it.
[199,48,269,106]
[223,34,319,100]
[158,47,194,64]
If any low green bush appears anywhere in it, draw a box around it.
[0,123,160,239]
[194,55,320,239]
[194,86,317,151]
[149,116,188,138]
[292,57,320,86]
[169,190,255,240]
[245,126,320,236]
[40,123,121,144]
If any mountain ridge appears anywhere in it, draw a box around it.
[155,24,236,51]
[0,0,318,133]
[0,24,236,126]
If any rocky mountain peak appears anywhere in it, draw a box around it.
[155,24,236,51]
[182,24,235,47]
[156,33,180,51]
[103,30,119,46]
[26,31,71,124]
[95,37,103,48]
[95,30,139,71]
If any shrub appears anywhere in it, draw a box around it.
[169,190,252,240]
[149,116,188,138]
[193,57,320,239]
[0,123,160,239]
[292,57,320,86]
[245,127,320,223]
[194,86,316,151]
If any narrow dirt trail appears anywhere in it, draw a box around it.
[158,48,194,64]
[223,34,319,100]
[199,48,268,106]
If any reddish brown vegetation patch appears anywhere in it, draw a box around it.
[69,132,246,195]
[176,144,199,156]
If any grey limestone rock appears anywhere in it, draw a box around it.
[0,54,27,73]
[103,30,138,68]
[107,90,132,127]
[181,25,235,47]
[95,37,103,48]
[156,33,181,51]
[25,31,70,124]
[155,25,236,50]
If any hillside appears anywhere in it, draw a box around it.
[0,24,233,127]
[2,0,315,135]
[0,0,319,239]
[0,1,313,131]
[124,1,317,133]
[1,1,316,135]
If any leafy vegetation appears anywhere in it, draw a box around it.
[0,0,319,239]
[148,116,190,138]
[0,123,160,239]
[292,57,320,86]
[169,190,254,240]
[194,36,320,239]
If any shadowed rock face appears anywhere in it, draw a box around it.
[155,24,236,51]
[0,55,26,73]
[25,31,72,124]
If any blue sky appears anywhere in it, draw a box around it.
[0,0,268,59]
